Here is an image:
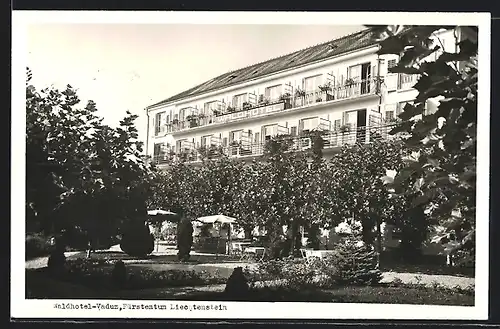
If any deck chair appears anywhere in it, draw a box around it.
[255,247,266,263]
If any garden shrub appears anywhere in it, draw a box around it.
[112,260,127,288]
[26,233,53,259]
[246,258,319,291]
[327,241,382,285]
[177,218,193,261]
[47,246,66,276]
[247,240,382,289]
[120,222,154,257]
[224,267,250,300]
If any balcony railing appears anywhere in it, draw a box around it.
[398,74,418,90]
[152,123,400,165]
[155,78,380,135]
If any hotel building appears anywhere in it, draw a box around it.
[145,27,474,167]
[145,26,476,255]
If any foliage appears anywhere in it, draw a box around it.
[245,241,381,290]
[325,241,383,285]
[119,222,154,257]
[26,233,53,259]
[111,260,127,288]
[177,217,194,261]
[56,258,227,290]
[328,140,414,256]
[368,25,478,256]
[224,267,250,300]
[149,134,423,259]
[47,249,66,275]
[26,68,156,249]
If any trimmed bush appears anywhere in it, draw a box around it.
[112,260,127,289]
[177,218,193,261]
[47,248,66,277]
[120,222,154,257]
[325,240,382,285]
[224,267,250,300]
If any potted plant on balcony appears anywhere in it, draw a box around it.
[226,105,236,114]
[172,118,179,125]
[279,93,292,109]
[186,114,199,128]
[258,96,270,106]
[242,102,253,110]
[318,82,334,101]
[316,96,323,103]
[345,78,356,87]
[295,88,306,106]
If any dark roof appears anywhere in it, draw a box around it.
[148,27,379,109]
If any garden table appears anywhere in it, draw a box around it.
[230,241,252,255]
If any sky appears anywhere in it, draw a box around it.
[27,24,364,147]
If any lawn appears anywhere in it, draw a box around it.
[25,268,473,305]
[184,285,474,305]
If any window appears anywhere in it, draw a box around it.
[397,102,408,115]
[229,130,242,143]
[179,108,188,121]
[348,65,362,80]
[385,111,395,121]
[155,112,166,135]
[304,75,322,92]
[388,59,397,69]
[301,117,318,131]
[263,125,274,138]
[204,101,219,114]
[254,132,260,143]
[265,84,282,101]
[201,135,211,147]
[153,143,164,156]
[290,126,297,136]
[222,137,228,147]
[233,93,247,109]
[334,119,341,131]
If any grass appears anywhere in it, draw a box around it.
[25,268,473,306]
[184,285,474,305]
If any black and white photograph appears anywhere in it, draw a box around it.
[12,11,490,320]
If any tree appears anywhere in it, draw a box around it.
[26,68,156,253]
[328,139,412,264]
[177,216,194,261]
[369,25,478,261]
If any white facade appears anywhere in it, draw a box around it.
[146,28,467,166]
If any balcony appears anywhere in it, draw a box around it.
[155,123,399,165]
[398,74,418,90]
[159,78,380,135]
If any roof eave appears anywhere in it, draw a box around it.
[146,43,381,112]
